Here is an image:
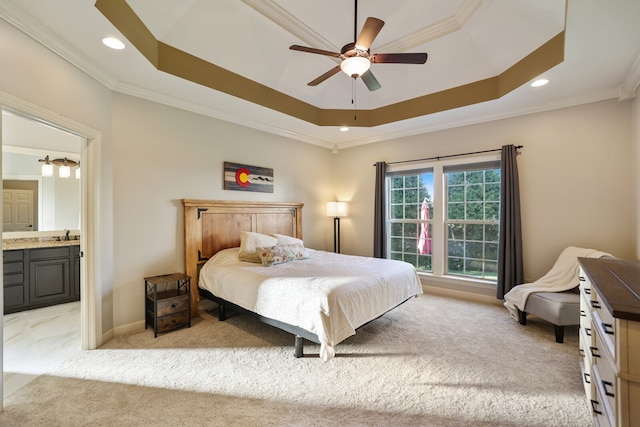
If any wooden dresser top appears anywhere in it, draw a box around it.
[579,257,640,321]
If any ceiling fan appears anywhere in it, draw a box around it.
[289,1,428,91]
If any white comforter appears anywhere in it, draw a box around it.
[199,248,423,361]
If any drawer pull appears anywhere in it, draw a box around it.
[601,323,614,335]
[580,310,586,317]
[590,300,601,309]
[589,346,600,358]
[585,327,591,337]
[602,380,614,397]
[579,348,585,357]
[579,276,585,282]
[590,400,602,415]
[583,372,591,384]
[584,287,591,295]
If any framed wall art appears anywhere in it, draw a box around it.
[223,161,274,193]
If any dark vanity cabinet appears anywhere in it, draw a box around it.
[3,245,80,314]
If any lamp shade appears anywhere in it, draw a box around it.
[340,56,370,77]
[59,165,71,178]
[41,162,54,177]
[326,201,348,217]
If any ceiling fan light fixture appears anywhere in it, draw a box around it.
[340,56,370,77]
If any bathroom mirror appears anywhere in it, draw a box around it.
[2,110,82,233]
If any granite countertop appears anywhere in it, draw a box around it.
[3,237,80,251]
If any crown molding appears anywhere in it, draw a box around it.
[376,0,482,53]
[241,0,338,52]
[619,52,640,101]
[336,88,620,150]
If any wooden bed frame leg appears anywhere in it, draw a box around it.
[294,335,304,358]
[218,303,226,321]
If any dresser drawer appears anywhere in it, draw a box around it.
[580,302,592,341]
[3,272,24,286]
[29,246,71,260]
[592,288,615,359]
[592,331,617,421]
[3,261,25,275]
[3,249,24,262]
[580,322,593,366]
[155,295,189,317]
[157,311,190,334]
[579,269,592,296]
[591,377,614,427]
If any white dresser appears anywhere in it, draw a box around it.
[578,257,640,427]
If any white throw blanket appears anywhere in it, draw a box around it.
[503,246,612,320]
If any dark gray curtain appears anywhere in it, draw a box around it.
[373,161,386,258]
[497,145,524,299]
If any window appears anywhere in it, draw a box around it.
[388,170,434,272]
[386,158,501,282]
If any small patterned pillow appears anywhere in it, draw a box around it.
[238,231,278,263]
[257,243,309,266]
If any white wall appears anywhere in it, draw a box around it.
[111,94,335,330]
[0,18,115,332]
[334,99,636,283]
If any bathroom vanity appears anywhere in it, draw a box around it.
[3,238,80,314]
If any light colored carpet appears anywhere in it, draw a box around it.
[1,291,591,426]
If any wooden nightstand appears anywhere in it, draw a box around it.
[144,273,191,337]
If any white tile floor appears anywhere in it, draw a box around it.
[3,301,81,398]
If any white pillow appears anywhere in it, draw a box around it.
[270,233,304,246]
[238,231,278,263]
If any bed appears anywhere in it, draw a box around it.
[182,199,423,360]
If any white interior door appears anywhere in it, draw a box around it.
[3,188,34,231]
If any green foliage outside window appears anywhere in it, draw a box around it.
[388,166,499,281]
[446,168,501,280]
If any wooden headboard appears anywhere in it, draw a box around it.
[182,199,303,317]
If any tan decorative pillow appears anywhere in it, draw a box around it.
[238,231,278,263]
[257,243,309,266]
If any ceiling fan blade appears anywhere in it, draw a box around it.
[373,52,428,64]
[307,66,342,86]
[289,45,341,58]
[361,70,381,91]
[355,17,384,50]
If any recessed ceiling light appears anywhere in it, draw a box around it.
[102,37,125,50]
[531,78,549,87]
[339,126,349,132]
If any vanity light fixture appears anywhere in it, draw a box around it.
[40,156,54,177]
[38,155,80,179]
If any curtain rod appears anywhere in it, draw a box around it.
[373,145,523,166]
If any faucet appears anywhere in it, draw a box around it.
[65,229,70,241]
